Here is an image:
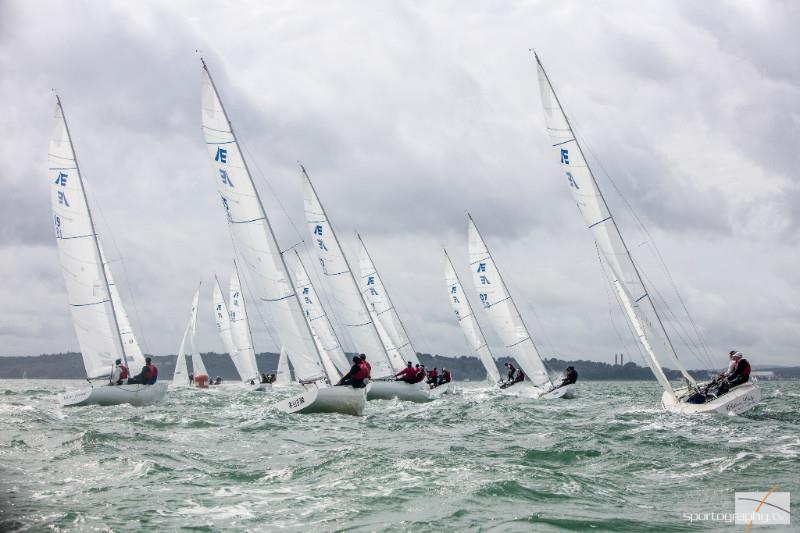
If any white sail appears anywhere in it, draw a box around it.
[275,346,292,385]
[228,269,262,382]
[49,99,125,380]
[294,254,349,377]
[357,235,420,367]
[201,62,325,382]
[301,167,395,377]
[99,244,146,375]
[468,216,552,388]
[212,276,237,362]
[444,250,501,383]
[534,53,693,391]
[174,285,202,382]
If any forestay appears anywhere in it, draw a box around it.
[201,63,324,382]
[467,216,552,388]
[301,168,395,378]
[444,250,500,383]
[294,254,349,377]
[357,235,420,367]
[99,244,146,375]
[534,53,692,393]
[228,270,261,382]
[49,99,125,380]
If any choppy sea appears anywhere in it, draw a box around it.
[0,380,797,532]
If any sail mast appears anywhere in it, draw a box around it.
[56,96,128,371]
[201,59,325,381]
[534,53,692,388]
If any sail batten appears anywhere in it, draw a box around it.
[534,53,693,391]
[444,250,501,383]
[467,216,552,388]
[201,62,325,382]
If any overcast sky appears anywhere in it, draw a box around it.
[1,0,797,369]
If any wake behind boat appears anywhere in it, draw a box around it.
[49,97,167,408]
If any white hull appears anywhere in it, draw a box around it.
[61,383,168,407]
[367,380,448,402]
[661,381,760,415]
[248,382,272,391]
[499,381,575,400]
[276,384,367,416]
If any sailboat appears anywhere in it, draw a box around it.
[534,53,759,414]
[201,60,365,415]
[173,285,204,386]
[302,168,441,402]
[358,235,448,398]
[444,249,501,385]
[274,346,293,387]
[228,269,268,390]
[51,98,167,407]
[468,215,574,399]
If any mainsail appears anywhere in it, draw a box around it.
[534,53,692,395]
[294,253,349,376]
[201,61,325,382]
[467,216,552,388]
[228,269,261,382]
[275,346,292,385]
[49,98,126,380]
[301,167,395,377]
[212,276,237,363]
[357,235,420,367]
[444,249,501,383]
[174,285,202,382]
[99,244,146,375]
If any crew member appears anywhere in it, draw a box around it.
[439,368,451,385]
[129,357,157,385]
[359,354,372,379]
[513,368,525,383]
[413,364,427,383]
[337,356,368,388]
[505,362,516,383]
[395,362,416,383]
[260,373,269,384]
[554,366,578,389]
[427,367,439,385]
[721,351,737,377]
[188,373,194,385]
[727,352,751,388]
[110,359,129,385]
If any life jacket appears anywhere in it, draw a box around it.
[352,362,369,381]
[429,370,438,379]
[397,367,415,379]
[736,359,751,377]
[414,369,426,383]
[442,371,451,382]
[145,364,158,384]
[118,365,129,380]
[362,360,372,378]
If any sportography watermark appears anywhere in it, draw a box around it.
[682,486,790,531]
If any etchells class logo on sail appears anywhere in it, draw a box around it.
[735,487,790,529]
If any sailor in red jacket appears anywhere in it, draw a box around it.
[110,359,129,385]
[440,368,451,385]
[395,362,416,383]
[727,352,751,387]
[359,353,372,379]
[337,356,369,388]
[427,367,439,385]
[413,364,427,383]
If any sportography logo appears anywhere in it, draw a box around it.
[682,486,790,531]
[735,488,790,530]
